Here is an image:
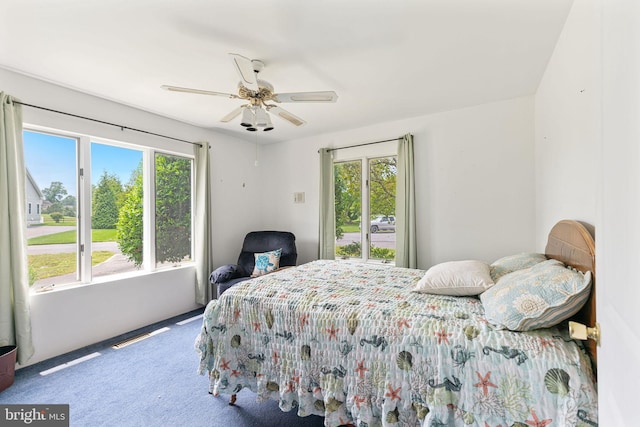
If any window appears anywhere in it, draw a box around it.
[334,154,397,262]
[154,153,192,267]
[334,160,362,258]
[90,142,143,280]
[28,203,31,214]
[23,129,195,291]
[24,131,78,288]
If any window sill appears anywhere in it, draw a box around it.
[30,262,195,296]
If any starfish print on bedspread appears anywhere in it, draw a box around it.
[354,359,368,379]
[385,384,402,401]
[435,328,452,345]
[326,324,340,340]
[219,358,230,370]
[397,318,411,330]
[473,371,497,396]
[525,409,552,427]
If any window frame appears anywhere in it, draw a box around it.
[332,141,397,264]
[24,125,196,289]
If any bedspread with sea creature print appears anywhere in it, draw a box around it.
[195,260,597,427]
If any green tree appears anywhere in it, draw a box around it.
[116,156,192,267]
[334,161,361,240]
[369,157,396,217]
[50,212,64,223]
[117,168,143,266]
[42,181,67,203]
[61,195,77,217]
[155,154,191,264]
[92,171,122,229]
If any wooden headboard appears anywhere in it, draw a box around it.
[545,219,597,367]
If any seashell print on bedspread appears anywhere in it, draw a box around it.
[195,260,597,427]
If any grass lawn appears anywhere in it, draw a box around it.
[33,214,78,226]
[28,251,114,283]
[28,229,117,245]
[341,223,360,233]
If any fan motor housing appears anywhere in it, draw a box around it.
[238,79,275,104]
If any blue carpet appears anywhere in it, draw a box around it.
[0,309,325,427]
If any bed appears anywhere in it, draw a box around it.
[196,220,598,426]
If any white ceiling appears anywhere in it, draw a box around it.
[0,0,573,144]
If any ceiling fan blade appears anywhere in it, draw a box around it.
[220,106,244,123]
[228,53,259,92]
[267,106,306,127]
[161,85,238,99]
[273,91,338,103]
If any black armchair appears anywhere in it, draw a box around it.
[210,231,297,297]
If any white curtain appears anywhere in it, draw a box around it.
[194,142,214,304]
[395,134,417,268]
[0,92,34,364]
[318,148,335,259]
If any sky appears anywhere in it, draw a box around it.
[23,130,142,198]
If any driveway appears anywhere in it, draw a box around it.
[27,241,119,255]
[27,225,138,290]
[337,231,396,249]
[26,225,75,238]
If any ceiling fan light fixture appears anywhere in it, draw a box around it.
[263,114,274,131]
[254,107,269,127]
[240,107,255,127]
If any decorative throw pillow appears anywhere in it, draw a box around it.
[413,260,495,296]
[209,264,240,283]
[480,259,592,331]
[251,249,282,277]
[490,252,548,282]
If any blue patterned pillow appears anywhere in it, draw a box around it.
[251,249,282,277]
[480,259,592,331]
[490,252,548,282]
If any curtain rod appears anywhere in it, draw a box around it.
[320,137,401,153]
[14,101,202,148]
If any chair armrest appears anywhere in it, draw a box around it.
[210,264,242,284]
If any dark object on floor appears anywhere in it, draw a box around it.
[210,231,297,297]
[0,346,17,392]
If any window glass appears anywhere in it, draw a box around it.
[155,153,192,267]
[334,160,362,258]
[368,157,397,262]
[24,130,78,289]
[333,155,397,262]
[23,128,195,291]
[91,142,143,279]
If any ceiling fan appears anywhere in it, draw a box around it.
[161,53,338,132]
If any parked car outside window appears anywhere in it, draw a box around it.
[370,215,395,233]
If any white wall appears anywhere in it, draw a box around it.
[599,0,640,424]
[1,67,262,365]
[534,0,600,246]
[260,96,537,269]
[536,0,640,424]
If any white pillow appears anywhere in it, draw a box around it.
[413,260,495,296]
